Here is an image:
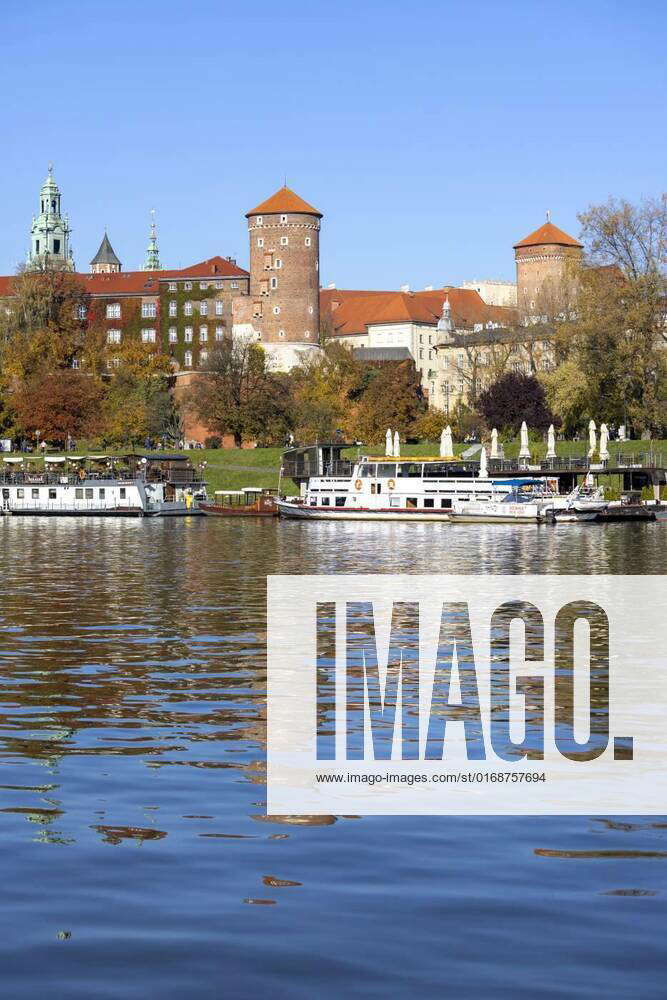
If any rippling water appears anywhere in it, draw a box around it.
[0,517,665,998]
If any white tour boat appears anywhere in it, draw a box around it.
[277,444,558,522]
[0,454,206,517]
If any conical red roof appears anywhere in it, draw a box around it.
[513,221,582,249]
[246,186,322,218]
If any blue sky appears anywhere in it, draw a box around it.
[2,0,665,288]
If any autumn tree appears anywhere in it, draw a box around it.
[187,339,290,447]
[290,341,365,441]
[477,372,556,435]
[353,361,426,444]
[11,369,106,444]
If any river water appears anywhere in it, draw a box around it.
[0,517,665,998]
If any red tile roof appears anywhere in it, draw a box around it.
[246,186,322,218]
[321,287,513,336]
[0,256,249,298]
[513,221,583,249]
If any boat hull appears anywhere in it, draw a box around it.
[276,501,451,521]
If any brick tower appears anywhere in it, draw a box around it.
[514,216,583,318]
[245,186,322,347]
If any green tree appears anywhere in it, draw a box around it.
[187,339,290,447]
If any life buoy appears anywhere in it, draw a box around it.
[387,478,396,491]
[354,479,363,491]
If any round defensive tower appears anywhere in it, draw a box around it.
[245,186,322,347]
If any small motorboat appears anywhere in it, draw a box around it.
[450,489,547,524]
[199,487,278,517]
[594,491,656,523]
[551,484,608,522]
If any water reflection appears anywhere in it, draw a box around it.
[0,517,665,996]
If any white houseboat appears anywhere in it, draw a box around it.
[0,454,206,517]
[277,443,559,522]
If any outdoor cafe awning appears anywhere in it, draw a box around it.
[44,456,66,464]
[2,457,24,464]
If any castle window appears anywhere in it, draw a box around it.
[280,214,287,224]
[304,330,310,338]
[215,281,223,289]
[141,328,156,343]
[76,305,87,320]
[184,301,193,316]
[184,281,192,291]
[308,305,314,314]
[215,326,224,341]
[273,306,281,315]
[199,326,208,342]
[279,330,285,338]
[169,327,177,343]
[184,327,193,342]
[184,351,192,367]
[200,350,208,364]
[280,236,288,246]
[215,300,223,316]
[231,281,238,289]
[168,301,177,317]
[257,238,264,248]
[141,301,157,318]
[35,240,40,254]
[168,282,177,291]
[71,358,80,370]
[107,329,121,344]
[199,301,208,316]
[305,237,311,247]
[270,277,278,289]
[274,258,282,269]
[256,216,263,226]
[53,239,61,254]
[106,303,121,319]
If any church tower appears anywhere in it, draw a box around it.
[27,165,74,270]
[245,186,321,345]
[90,232,121,273]
[144,210,161,270]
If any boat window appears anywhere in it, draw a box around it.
[359,464,375,477]
[99,488,105,499]
[321,497,330,506]
[75,488,83,499]
[335,496,346,507]
[398,463,423,478]
[49,489,56,500]
[2,489,8,499]
[406,497,418,508]
[371,483,382,494]
[17,488,24,498]
[424,463,451,478]
[389,496,401,507]
[85,488,93,499]
[424,498,434,508]
[376,463,397,478]
[120,488,126,499]
[31,489,39,499]
[440,498,452,509]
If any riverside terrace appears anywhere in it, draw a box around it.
[0,454,202,487]
[282,444,667,498]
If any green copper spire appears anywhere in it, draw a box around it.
[144,209,161,270]
[27,164,74,271]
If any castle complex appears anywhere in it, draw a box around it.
[1,166,587,438]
